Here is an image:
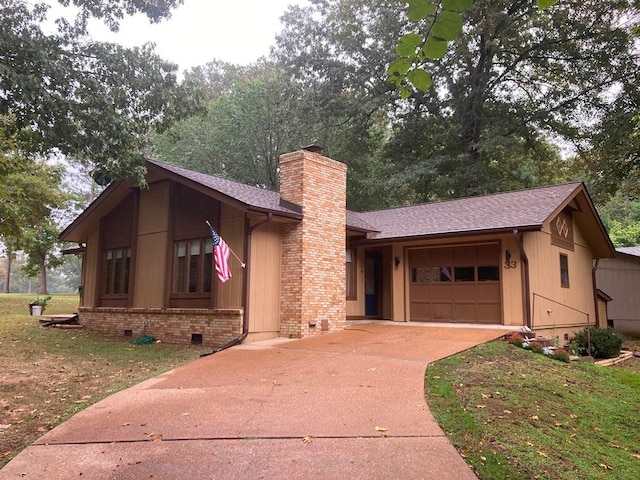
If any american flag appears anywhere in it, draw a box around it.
[209,225,232,283]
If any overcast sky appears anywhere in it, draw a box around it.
[53,0,308,74]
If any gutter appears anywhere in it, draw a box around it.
[201,213,273,356]
[513,229,532,330]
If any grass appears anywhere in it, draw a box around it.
[426,339,640,479]
[0,293,209,469]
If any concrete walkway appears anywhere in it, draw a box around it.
[1,323,511,479]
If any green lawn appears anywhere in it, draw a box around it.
[426,340,640,479]
[0,293,209,468]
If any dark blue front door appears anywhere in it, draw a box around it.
[365,254,379,316]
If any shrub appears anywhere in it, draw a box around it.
[529,341,544,354]
[570,327,623,359]
[551,349,571,363]
[507,332,524,346]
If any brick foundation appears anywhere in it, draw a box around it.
[78,307,243,348]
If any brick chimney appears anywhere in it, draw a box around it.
[279,147,347,337]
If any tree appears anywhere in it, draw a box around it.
[153,61,391,209]
[389,0,559,96]
[274,0,638,201]
[597,194,640,247]
[0,0,197,185]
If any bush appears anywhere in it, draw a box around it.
[551,349,571,363]
[507,332,524,346]
[570,327,623,359]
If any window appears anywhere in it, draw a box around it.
[346,249,357,299]
[454,266,475,282]
[173,238,213,294]
[478,265,500,281]
[411,267,453,283]
[560,254,570,287]
[102,248,131,295]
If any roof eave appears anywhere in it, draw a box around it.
[349,225,542,246]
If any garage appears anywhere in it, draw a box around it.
[409,244,502,324]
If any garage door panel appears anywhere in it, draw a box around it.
[432,303,452,321]
[430,284,452,301]
[410,284,430,299]
[453,284,476,301]
[454,303,476,322]
[477,283,500,301]
[410,302,431,322]
[477,304,502,323]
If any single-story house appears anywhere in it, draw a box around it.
[60,148,615,348]
[595,246,640,335]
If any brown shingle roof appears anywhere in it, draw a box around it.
[147,159,302,218]
[357,183,583,240]
[616,246,640,258]
[149,159,372,231]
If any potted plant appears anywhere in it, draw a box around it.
[29,295,51,316]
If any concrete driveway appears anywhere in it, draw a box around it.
[1,322,510,479]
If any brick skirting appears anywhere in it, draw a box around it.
[78,307,243,348]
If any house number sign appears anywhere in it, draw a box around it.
[504,260,517,269]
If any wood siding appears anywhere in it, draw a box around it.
[247,221,282,339]
[215,204,245,309]
[596,255,640,334]
[133,182,170,308]
[525,216,596,338]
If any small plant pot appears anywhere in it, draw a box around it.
[31,305,43,316]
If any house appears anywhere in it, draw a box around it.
[595,246,640,335]
[60,148,615,348]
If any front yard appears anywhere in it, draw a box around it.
[427,339,640,479]
[0,293,208,468]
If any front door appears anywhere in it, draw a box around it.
[365,254,379,316]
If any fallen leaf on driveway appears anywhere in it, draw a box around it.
[303,436,313,444]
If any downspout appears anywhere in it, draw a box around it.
[592,259,600,328]
[201,213,273,356]
[513,229,532,330]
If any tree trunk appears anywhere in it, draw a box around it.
[39,255,48,295]
[3,248,11,293]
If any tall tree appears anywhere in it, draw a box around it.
[0,0,196,185]
[274,0,638,201]
[153,61,391,209]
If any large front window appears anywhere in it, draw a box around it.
[102,247,131,295]
[173,238,213,294]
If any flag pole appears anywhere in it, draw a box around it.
[205,220,246,268]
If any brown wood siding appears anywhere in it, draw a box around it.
[102,194,134,249]
[133,182,170,308]
[526,218,596,333]
[248,222,282,335]
[596,255,640,333]
[172,183,221,240]
[215,204,245,309]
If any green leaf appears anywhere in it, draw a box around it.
[442,0,474,12]
[396,33,423,57]
[407,68,433,92]
[537,0,559,9]
[398,84,413,99]
[421,37,448,59]
[431,10,464,41]
[407,0,437,22]
[387,58,413,76]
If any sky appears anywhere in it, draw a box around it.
[53,0,309,74]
